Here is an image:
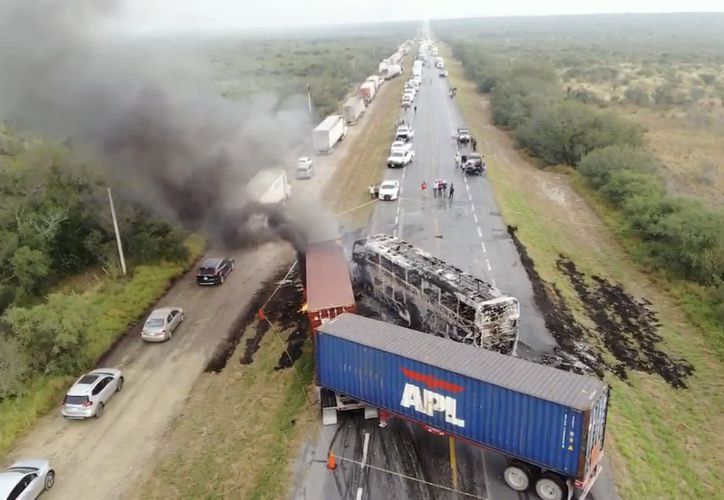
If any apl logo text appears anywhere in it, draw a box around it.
[399,368,466,428]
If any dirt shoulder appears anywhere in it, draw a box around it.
[445,47,724,499]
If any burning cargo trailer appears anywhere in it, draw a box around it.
[352,234,519,355]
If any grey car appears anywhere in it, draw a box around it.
[0,459,54,499]
[61,368,124,419]
[141,307,184,342]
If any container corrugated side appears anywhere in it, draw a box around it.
[316,333,588,478]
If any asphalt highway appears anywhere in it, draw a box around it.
[294,52,618,500]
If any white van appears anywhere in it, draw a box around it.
[296,157,314,179]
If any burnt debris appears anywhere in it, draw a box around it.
[507,225,693,388]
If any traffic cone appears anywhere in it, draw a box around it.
[326,452,337,470]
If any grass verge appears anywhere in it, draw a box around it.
[0,236,204,456]
[444,45,724,499]
[329,55,411,228]
[136,320,315,500]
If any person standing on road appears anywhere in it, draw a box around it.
[369,184,376,199]
[421,181,427,198]
[449,183,455,200]
[414,105,417,114]
[472,138,478,151]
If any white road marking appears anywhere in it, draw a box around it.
[465,183,470,193]
[468,192,473,201]
[394,215,399,226]
[481,241,487,253]
[362,431,370,468]
[473,213,478,223]
[476,226,482,238]
[470,204,476,213]
[486,259,492,272]
[356,487,363,500]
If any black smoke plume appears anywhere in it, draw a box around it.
[0,0,319,251]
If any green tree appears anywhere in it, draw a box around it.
[4,293,97,375]
[0,333,28,399]
[624,86,651,106]
[11,246,50,296]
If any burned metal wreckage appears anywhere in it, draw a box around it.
[352,234,519,356]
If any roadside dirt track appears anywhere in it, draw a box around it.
[7,244,291,500]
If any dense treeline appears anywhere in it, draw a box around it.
[449,42,723,296]
[0,128,189,398]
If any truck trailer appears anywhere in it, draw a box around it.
[383,64,402,80]
[359,81,376,104]
[245,168,291,205]
[316,313,609,500]
[342,96,366,125]
[352,234,519,355]
[303,240,357,332]
[313,115,347,154]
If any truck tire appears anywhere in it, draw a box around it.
[535,473,567,500]
[503,461,532,491]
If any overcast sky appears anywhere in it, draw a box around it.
[114,0,724,33]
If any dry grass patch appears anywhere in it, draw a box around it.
[136,322,315,500]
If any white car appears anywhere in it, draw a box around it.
[387,150,414,168]
[141,306,185,342]
[61,368,124,419]
[390,140,412,154]
[0,459,54,499]
[403,90,416,102]
[378,180,401,201]
[401,98,412,108]
[395,125,415,141]
[296,157,313,179]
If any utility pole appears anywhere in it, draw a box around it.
[107,187,127,276]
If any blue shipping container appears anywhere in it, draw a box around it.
[316,314,608,481]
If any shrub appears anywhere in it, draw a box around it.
[4,293,98,375]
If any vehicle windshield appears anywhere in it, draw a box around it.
[145,318,165,328]
[381,183,397,190]
[198,266,216,275]
[64,395,88,405]
[390,152,403,158]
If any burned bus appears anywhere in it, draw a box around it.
[352,234,519,356]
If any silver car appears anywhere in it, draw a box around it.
[0,459,54,500]
[141,307,184,342]
[61,368,124,419]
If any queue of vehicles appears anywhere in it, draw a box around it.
[305,40,609,500]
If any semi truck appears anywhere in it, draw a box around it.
[245,168,291,205]
[343,96,365,125]
[352,234,520,355]
[383,64,402,80]
[359,81,376,104]
[313,115,347,154]
[315,313,609,500]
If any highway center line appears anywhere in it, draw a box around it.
[481,241,487,253]
[356,487,363,500]
[394,215,399,226]
[476,226,482,238]
[486,259,492,272]
[473,213,478,223]
[470,204,476,213]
